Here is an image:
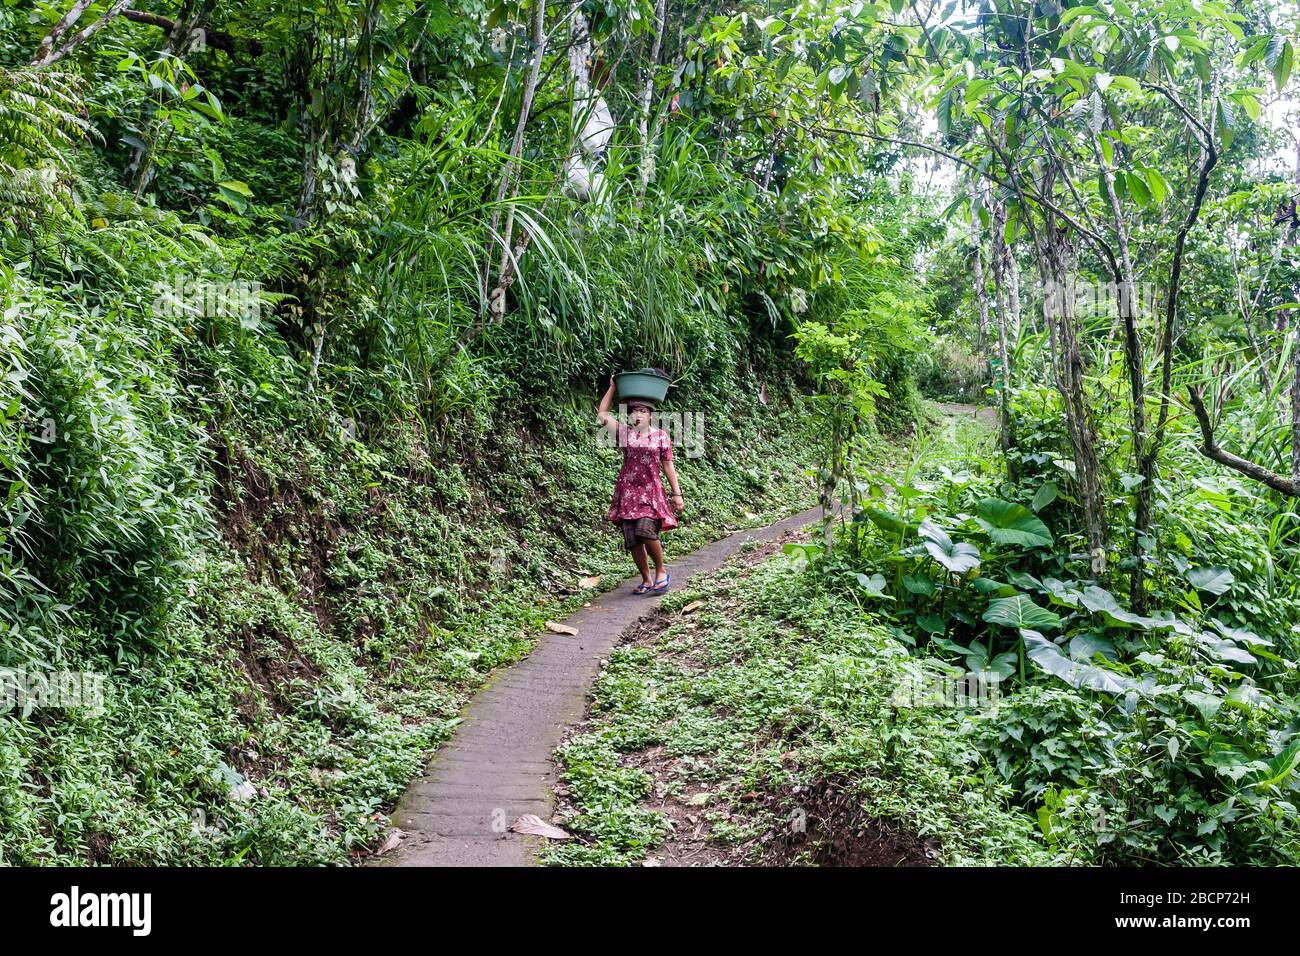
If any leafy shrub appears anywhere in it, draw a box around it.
[821,431,1300,864]
[3,269,209,662]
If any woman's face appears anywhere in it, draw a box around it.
[629,404,653,427]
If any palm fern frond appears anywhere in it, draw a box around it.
[0,68,88,177]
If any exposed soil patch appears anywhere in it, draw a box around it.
[233,621,324,722]
[85,830,114,865]
[210,436,342,634]
[615,744,753,867]
[756,777,938,867]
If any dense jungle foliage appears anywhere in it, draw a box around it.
[2,0,1299,866]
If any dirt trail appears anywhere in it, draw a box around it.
[934,402,997,425]
[374,504,827,867]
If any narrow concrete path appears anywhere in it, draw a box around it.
[375,504,826,867]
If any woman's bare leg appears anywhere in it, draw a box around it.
[630,543,652,584]
[645,539,667,583]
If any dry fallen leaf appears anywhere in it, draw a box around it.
[376,828,405,855]
[578,575,602,589]
[509,814,571,840]
[544,621,578,635]
[681,600,704,615]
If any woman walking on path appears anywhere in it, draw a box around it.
[598,376,683,594]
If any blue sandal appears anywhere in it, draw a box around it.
[651,572,671,594]
[633,582,653,595]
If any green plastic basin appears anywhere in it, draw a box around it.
[615,368,671,405]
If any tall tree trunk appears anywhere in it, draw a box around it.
[1038,223,1108,568]
[1007,247,1022,343]
[1142,82,1219,540]
[1090,128,1150,607]
[970,200,990,354]
[990,197,1017,474]
[289,2,382,387]
[635,0,668,203]
[484,0,551,322]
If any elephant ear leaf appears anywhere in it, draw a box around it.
[919,519,981,574]
[1021,629,1136,694]
[975,498,1054,547]
[1186,566,1234,596]
[854,572,894,600]
[984,594,1061,631]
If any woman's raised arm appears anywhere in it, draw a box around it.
[597,375,620,435]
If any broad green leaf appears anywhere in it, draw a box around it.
[1021,629,1135,693]
[966,643,1017,680]
[985,595,1061,631]
[1197,633,1256,666]
[1211,620,1272,647]
[1144,167,1171,204]
[218,179,253,198]
[1217,99,1236,149]
[975,498,1054,547]
[1273,39,1294,91]
[902,573,935,596]
[1225,684,1263,711]
[1252,739,1300,789]
[1078,585,1158,628]
[1040,576,1085,608]
[1068,632,1116,661]
[916,613,946,635]
[859,506,909,536]
[1031,481,1058,512]
[1183,690,1223,721]
[919,519,981,575]
[783,542,823,566]
[854,572,893,600]
[1007,570,1042,591]
[1125,170,1151,206]
[1204,748,1258,783]
[986,649,1018,681]
[1186,566,1234,595]
[972,576,1016,597]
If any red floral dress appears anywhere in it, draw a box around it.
[606,425,677,531]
